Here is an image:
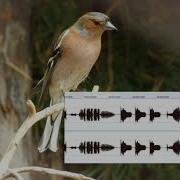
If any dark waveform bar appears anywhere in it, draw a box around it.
[149,109,161,122]
[167,108,180,122]
[149,141,161,155]
[120,141,160,155]
[64,141,114,154]
[120,108,161,122]
[70,108,115,121]
[167,140,180,155]
[135,141,146,155]
[120,108,132,122]
[135,108,146,122]
[120,108,147,122]
[120,141,132,155]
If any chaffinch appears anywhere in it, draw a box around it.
[37,12,117,152]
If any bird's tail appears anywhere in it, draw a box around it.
[38,96,63,152]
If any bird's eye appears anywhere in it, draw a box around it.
[93,21,100,26]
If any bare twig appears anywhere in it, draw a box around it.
[2,29,32,81]
[4,169,23,180]
[5,61,32,81]
[92,85,99,92]
[0,100,64,175]
[1,167,95,180]
[106,0,122,15]
[26,100,36,116]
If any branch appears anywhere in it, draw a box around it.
[5,61,32,81]
[106,0,122,15]
[1,167,95,180]
[4,169,23,180]
[0,101,64,173]
[92,85,99,92]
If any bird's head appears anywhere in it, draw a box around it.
[74,12,117,37]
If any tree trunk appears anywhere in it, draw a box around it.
[0,0,33,178]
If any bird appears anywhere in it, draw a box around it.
[37,12,117,152]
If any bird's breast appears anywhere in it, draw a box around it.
[63,34,101,66]
[50,30,102,91]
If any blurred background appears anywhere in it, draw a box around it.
[1,0,180,179]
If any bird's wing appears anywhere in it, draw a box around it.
[36,29,70,105]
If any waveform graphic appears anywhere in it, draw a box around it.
[69,108,114,121]
[135,141,146,155]
[167,140,180,155]
[65,140,180,156]
[120,108,132,122]
[149,141,161,155]
[67,106,180,123]
[149,109,161,122]
[120,141,132,155]
[65,141,115,154]
[167,108,180,122]
[135,108,146,122]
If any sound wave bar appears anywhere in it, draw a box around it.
[66,107,180,122]
[64,140,180,155]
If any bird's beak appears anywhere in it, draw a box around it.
[104,21,118,31]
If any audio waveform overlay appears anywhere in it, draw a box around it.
[66,108,180,122]
[167,108,180,122]
[64,141,114,154]
[167,140,180,155]
[64,140,179,155]
[65,92,180,163]
[67,108,114,121]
